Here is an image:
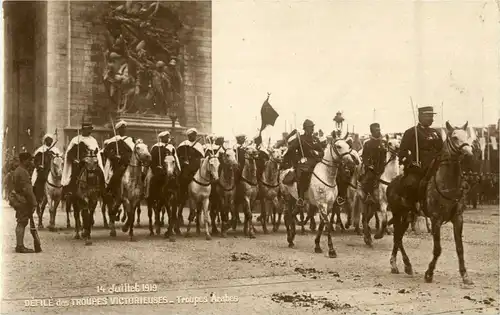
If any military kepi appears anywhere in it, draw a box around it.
[370,123,380,130]
[303,119,315,128]
[418,106,437,115]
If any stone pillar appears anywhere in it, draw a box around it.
[46,1,70,152]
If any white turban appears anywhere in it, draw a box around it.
[158,130,170,138]
[186,128,197,135]
[42,134,53,142]
[115,120,127,129]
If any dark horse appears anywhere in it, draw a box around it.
[387,121,474,284]
[72,145,103,245]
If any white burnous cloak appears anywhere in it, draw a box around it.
[61,135,103,186]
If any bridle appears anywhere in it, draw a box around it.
[258,150,283,189]
[217,150,238,192]
[192,155,219,187]
[313,139,351,189]
[240,150,259,186]
[46,154,63,189]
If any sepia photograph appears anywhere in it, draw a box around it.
[1,0,499,314]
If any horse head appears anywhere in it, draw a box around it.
[244,146,260,160]
[329,138,355,166]
[51,154,64,179]
[82,149,99,173]
[267,147,284,164]
[445,121,473,157]
[163,151,177,178]
[204,152,220,182]
[134,141,152,166]
[387,138,401,157]
[221,148,238,169]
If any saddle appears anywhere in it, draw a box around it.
[282,168,296,185]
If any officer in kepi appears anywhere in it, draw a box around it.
[283,119,324,207]
[360,123,387,204]
[399,106,443,215]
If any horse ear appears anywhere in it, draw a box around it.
[343,131,349,140]
[461,121,468,131]
[445,121,453,133]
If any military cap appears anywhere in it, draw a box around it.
[303,119,315,128]
[115,120,127,129]
[19,152,33,163]
[42,133,54,142]
[418,106,437,115]
[235,134,246,140]
[186,128,198,136]
[158,130,170,138]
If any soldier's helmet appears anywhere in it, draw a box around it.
[303,119,315,129]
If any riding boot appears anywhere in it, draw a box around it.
[296,172,308,207]
[15,223,33,253]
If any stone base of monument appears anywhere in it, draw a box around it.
[64,114,203,149]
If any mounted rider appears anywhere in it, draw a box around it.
[61,118,104,195]
[398,106,443,215]
[31,133,62,188]
[203,134,224,157]
[283,119,324,207]
[145,130,181,199]
[234,134,247,173]
[102,120,135,198]
[177,128,205,183]
[360,123,388,204]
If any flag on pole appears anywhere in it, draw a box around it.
[260,93,279,131]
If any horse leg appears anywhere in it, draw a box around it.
[101,200,109,229]
[284,201,293,247]
[107,198,117,237]
[425,216,432,233]
[261,197,269,234]
[166,194,177,242]
[362,202,374,247]
[202,198,211,240]
[185,197,196,238]
[289,200,297,247]
[271,197,280,232]
[314,217,326,253]
[135,203,141,227]
[123,199,136,242]
[147,198,154,236]
[245,197,256,239]
[160,204,166,227]
[390,213,401,274]
[398,215,413,275]
[210,200,219,236]
[375,200,388,240]
[47,195,55,232]
[65,197,72,228]
[424,218,443,283]
[73,199,81,239]
[80,202,91,245]
[353,196,362,235]
[335,204,345,232]
[452,212,473,285]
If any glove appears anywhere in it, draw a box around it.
[73,159,80,165]
[36,166,44,171]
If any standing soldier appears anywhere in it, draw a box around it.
[398,106,443,215]
[283,119,324,207]
[11,152,40,253]
[61,118,104,196]
[360,123,387,203]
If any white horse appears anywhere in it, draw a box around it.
[280,135,354,257]
[185,152,220,240]
[45,154,64,232]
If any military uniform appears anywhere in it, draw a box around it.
[283,119,324,205]
[31,134,62,200]
[102,120,135,196]
[360,123,388,201]
[11,153,39,253]
[61,119,104,195]
[177,128,204,184]
[398,106,443,213]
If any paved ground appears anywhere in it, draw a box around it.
[0,202,498,315]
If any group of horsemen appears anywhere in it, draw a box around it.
[28,106,445,221]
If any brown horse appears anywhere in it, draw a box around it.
[387,121,473,284]
[236,146,260,238]
[214,148,239,237]
[73,149,102,245]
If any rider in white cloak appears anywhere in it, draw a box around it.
[102,120,135,186]
[31,133,62,186]
[61,119,104,192]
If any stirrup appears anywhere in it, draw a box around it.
[336,196,345,206]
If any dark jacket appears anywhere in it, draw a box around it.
[361,137,387,174]
[399,124,443,172]
[284,133,324,171]
[12,165,37,208]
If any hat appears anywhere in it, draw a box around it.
[370,123,380,131]
[235,134,246,141]
[156,61,166,68]
[19,152,33,163]
[303,119,315,128]
[418,106,437,115]
[158,130,170,138]
[42,133,54,142]
[115,120,127,129]
[81,118,93,130]
[186,128,198,136]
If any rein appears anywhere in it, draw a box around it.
[258,156,281,189]
[218,160,236,191]
[241,153,258,186]
[192,156,218,187]
[311,139,346,189]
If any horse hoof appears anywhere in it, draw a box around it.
[424,271,433,283]
[169,236,176,242]
[206,235,212,241]
[149,231,154,237]
[67,224,71,229]
[374,234,383,240]
[135,223,141,228]
[249,234,256,239]
[391,267,400,274]
[160,222,165,227]
[328,250,337,258]
[175,229,181,236]
[103,224,109,229]
[288,243,295,248]
[48,226,56,232]
[404,266,413,276]
[221,233,227,238]
[110,230,116,237]
[74,234,80,240]
[364,237,373,247]
[38,224,44,229]
[263,229,269,235]
[315,247,323,254]
[85,240,92,246]
[300,230,306,235]
[185,233,191,238]
[463,277,474,285]
[272,226,278,232]
[155,228,161,236]
[121,226,128,233]
[129,237,136,242]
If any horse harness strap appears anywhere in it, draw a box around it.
[312,171,337,189]
[241,176,258,187]
[192,176,212,187]
[218,181,235,191]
